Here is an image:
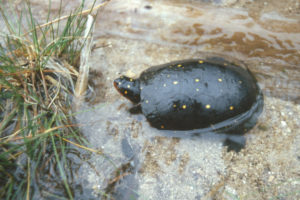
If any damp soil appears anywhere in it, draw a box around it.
[2,0,300,199]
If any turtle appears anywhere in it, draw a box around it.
[114,58,263,134]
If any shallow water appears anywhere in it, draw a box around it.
[73,0,300,199]
[97,0,300,66]
[96,0,300,103]
[2,0,300,199]
[74,36,300,199]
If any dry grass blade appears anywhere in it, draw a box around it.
[75,14,94,104]
[55,134,102,154]
[26,159,31,200]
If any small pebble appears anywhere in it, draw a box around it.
[281,121,287,127]
[268,175,274,182]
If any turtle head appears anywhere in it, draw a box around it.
[114,76,141,103]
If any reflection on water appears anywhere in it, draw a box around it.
[97,0,300,64]
[96,0,300,103]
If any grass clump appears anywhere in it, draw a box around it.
[0,0,107,199]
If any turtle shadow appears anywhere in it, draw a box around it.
[158,130,246,152]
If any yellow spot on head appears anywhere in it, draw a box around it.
[161,125,165,129]
[163,83,167,87]
[173,81,178,85]
[127,85,131,88]
[218,78,222,82]
[239,80,243,84]
[198,60,204,64]
[229,106,234,110]
[124,90,128,94]
[177,64,182,67]
[205,104,211,109]
[129,78,133,82]
[118,82,121,85]
[224,63,228,66]
[195,78,200,82]
[173,104,177,108]
[182,105,187,109]
[145,100,149,104]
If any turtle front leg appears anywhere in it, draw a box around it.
[129,103,142,114]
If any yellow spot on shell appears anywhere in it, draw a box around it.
[127,85,131,88]
[224,63,228,66]
[145,100,149,104]
[173,104,177,108]
[173,81,178,85]
[195,78,200,82]
[229,106,234,110]
[177,64,182,67]
[218,78,222,82]
[182,105,187,109]
[163,83,167,87]
[167,75,170,78]
[205,104,211,109]
[198,60,204,64]
[239,80,243,84]
[124,90,128,94]
[129,78,133,82]
[196,88,199,92]
[161,125,165,129]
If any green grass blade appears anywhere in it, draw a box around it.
[50,132,73,199]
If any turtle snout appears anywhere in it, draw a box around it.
[113,78,121,90]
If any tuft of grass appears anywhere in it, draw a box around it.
[0,0,109,199]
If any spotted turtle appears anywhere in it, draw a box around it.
[114,58,263,134]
